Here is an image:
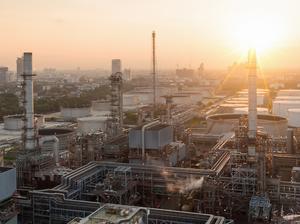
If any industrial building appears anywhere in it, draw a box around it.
[0,167,17,223]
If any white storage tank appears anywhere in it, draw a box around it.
[275,96,300,101]
[77,116,107,134]
[272,101,300,118]
[207,114,287,137]
[3,114,45,131]
[237,89,267,105]
[225,100,248,104]
[172,95,191,105]
[92,100,111,112]
[234,107,269,115]
[61,107,91,121]
[233,95,266,106]
[237,89,269,95]
[288,108,300,127]
[123,94,140,106]
[137,92,152,105]
[219,103,248,113]
[278,89,300,97]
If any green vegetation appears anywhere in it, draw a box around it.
[185,117,206,128]
[35,85,111,113]
[0,85,111,118]
[124,111,138,125]
[0,93,22,121]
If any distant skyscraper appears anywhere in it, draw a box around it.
[112,59,121,75]
[16,57,23,81]
[0,67,9,82]
[123,68,131,81]
[175,68,194,78]
[198,63,204,77]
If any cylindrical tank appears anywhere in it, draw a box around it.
[275,96,300,101]
[123,94,140,106]
[278,89,300,97]
[206,114,287,137]
[3,114,45,131]
[234,107,269,115]
[92,100,111,112]
[61,107,91,121]
[137,92,152,105]
[272,101,300,117]
[225,100,248,104]
[219,103,248,113]
[288,108,300,127]
[77,116,107,134]
[236,90,267,105]
[172,95,192,105]
[38,128,75,151]
[237,89,269,96]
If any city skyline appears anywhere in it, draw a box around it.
[0,0,299,70]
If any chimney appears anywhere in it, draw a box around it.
[23,52,36,151]
[247,48,257,139]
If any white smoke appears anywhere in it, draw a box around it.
[180,177,204,194]
[165,177,204,194]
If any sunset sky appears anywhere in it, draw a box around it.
[0,0,299,70]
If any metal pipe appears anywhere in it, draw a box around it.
[141,120,160,162]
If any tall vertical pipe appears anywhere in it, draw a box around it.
[152,31,156,114]
[247,49,257,139]
[23,52,36,151]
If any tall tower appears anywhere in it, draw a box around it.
[247,49,257,140]
[22,52,36,151]
[108,59,123,137]
[16,57,23,82]
[152,31,156,113]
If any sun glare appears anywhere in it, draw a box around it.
[232,16,283,54]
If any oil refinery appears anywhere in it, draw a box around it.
[1,43,300,224]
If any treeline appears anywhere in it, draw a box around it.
[35,85,111,114]
[0,85,111,119]
[0,93,22,121]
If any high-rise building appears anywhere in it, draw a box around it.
[0,67,9,82]
[175,68,194,78]
[123,68,131,81]
[16,57,23,81]
[112,59,121,75]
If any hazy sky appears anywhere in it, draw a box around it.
[0,0,300,70]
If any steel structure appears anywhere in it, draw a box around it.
[108,71,123,137]
[152,31,157,115]
[247,49,257,140]
[21,52,36,151]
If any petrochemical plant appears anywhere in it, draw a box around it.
[2,43,300,224]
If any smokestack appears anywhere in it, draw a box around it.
[247,49,257,139]
[23,52,36,151]
[152,31,156,113]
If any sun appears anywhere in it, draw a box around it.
[232,16,283,54]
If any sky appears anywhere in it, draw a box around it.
[0,0,300,70]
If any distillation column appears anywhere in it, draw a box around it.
[152,31,156,114]
[247,49,257,140]
[22,52,36,151]
[109,59,123,136]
